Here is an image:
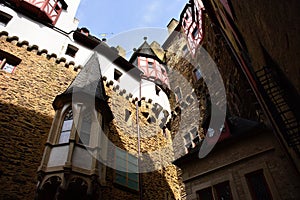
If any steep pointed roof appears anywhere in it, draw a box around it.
[53,52,113,121]
[62,52,106,98]
[129,38,163,63]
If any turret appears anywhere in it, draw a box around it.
[129,37,171,116]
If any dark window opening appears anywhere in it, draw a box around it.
[174,87,182,100]
[214,181,233,200]
[0,11,12,26]
[148,61,154,68]
[192,27,199,39]
[155,85,161,95]
[0,50,21,73]
[182,45,189,55]
[114,68,123,81]
[125,109,131,122]
[193,68,202,81]
[65,44,78,58]
[197,187,213,200]
[246,170,273,200]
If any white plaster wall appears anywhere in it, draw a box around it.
[55,0,81,32]
[0,4,93,66]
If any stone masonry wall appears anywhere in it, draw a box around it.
[102,80,182,200]
[0,33,78,199]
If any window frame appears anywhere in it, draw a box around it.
[58,107,73,144]
[114,148,139,191]
[245,169,273,200]
[65,44,79,58]
[0,50,21,74]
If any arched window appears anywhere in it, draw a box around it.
[59,108,73,144]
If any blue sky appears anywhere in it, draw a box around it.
[75,0,186,45]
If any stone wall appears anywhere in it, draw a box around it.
[179,130,300,199]
[102,80,182,200]
[0,33,78,199]
[0,31,183,199]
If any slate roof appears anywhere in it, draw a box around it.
[53,52,113,121]
[129,40,163,63]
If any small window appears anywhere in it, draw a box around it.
[148,61,154,68]
[59,108,73,144]
[78,110,92,145]
[115,149,139,191]
[192,27,199,39]
[197,181,232,200]
[214,181,233,200]
[246,170,273,200]
[190,127,198,138]
[125,109,131,122]
[155,85,161,95]
[0,59,16,73]
[193,68,202,81]
[0,50,21,74]
[0,10,12,26]
[65,44,79,58]
[114,68,123,82]
[182,45,189,55]
[197,187,213,200]
[174,87,182,101]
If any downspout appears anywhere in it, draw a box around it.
[137,79,143,200]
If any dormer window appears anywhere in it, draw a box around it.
[65,44,79,58]
[59,108,73,144]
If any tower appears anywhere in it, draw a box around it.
[129,37,171,118]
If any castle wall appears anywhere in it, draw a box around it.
[102,81,182,200]
[179,130,300,199]
[0,32,183,199]
[0,34,77,199]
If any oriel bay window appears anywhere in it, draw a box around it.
[115,148,139,191]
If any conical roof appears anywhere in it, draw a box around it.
[53,53,113,121]
[129,38,163,63]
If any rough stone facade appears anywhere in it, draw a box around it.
[0,33,78,199]
[0,32,183,199]
[163,0,300,199]
[176,129,300,199]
